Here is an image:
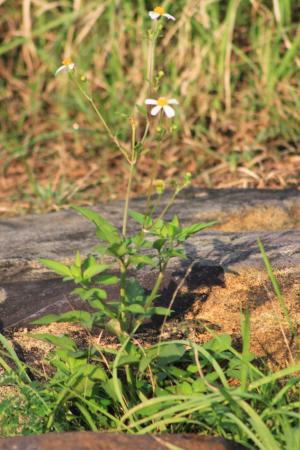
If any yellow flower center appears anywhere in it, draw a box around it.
[157,97,168,107]
[62,57,72,66]
[154,6,165,15]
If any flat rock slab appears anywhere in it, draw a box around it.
[0,189,299,360]
[0,432,246,450]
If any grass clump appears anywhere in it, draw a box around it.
[0,318,299,449]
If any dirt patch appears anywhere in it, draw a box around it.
[183,266,300,365]
[215,205,300,232]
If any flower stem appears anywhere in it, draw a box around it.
[73,77,130,163]
[146,23,159,97]
[122,120,136,236]
[144,269,165,310]
[122,162,135,236]
[141,22,160,144]
[155,188,179,223]
[145,117,162,218]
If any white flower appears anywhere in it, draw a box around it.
[145,97,178,118]
[149,6,175,21]
[55,58,75,76]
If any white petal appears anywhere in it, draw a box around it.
[164,13,176,21]
[149,11,160,20]
[55,65,68,76]
[151,105,162,116]
[168,98,179,105]
[145,98,158,105]
[68,63,75,71]
[163,105,175,118]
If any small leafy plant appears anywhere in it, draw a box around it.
[37,8,216,344]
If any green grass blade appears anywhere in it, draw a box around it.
[248,363,300,391]
[257,238,295,334]
[240,310,251,391]
[0,334,31,383]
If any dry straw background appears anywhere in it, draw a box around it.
[0,0,300,216]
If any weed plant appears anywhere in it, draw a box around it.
[0,4,299,450]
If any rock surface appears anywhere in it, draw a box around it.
[0,188,299,360]
[0,431,246,450]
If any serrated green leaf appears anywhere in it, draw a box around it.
[128,255,156,267]
[92,244,107,255]
[73,206,120,244]
[156,343,186,366]
[101,377,123,402]
[32,310,94,328]
[77,364,107,382]
[163,248,186,259]
[128,209,147,224]
[83,264,110,280]
[73,287,107,301]
[131,232,146,248]
[125,304,145,314]
[125,278,145,304]
[128,209,152,227]
[39,258,72,278]
[204,333,232,353]
[175,381,193,395]
[107,241,128,258]
[171,215,180,227]
[192,378,207,393]
[70,264,82,280]
[153,238,167,251]
[176,221,218,241]
[96,274,119,285]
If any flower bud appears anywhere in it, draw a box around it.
[154,179,165,195]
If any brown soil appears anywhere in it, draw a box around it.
[184,266,300,366]
[214,205,300,232]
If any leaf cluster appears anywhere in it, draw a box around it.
[37,206,215,338]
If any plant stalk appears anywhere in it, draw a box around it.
[122,120,136,236]
[73,77,130,162]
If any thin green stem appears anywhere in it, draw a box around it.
[122,162,135,236]
[145,267,165,310]
[146,23,159,97]
[73,77,130,163]
[149,191,163,217]
[145,144,161,215]
[141,121,150,145]
[119,261,127,328]
[122,121,136,236]
[155,188,179,223]
[140,22,160,146]
[145,128,162,219]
